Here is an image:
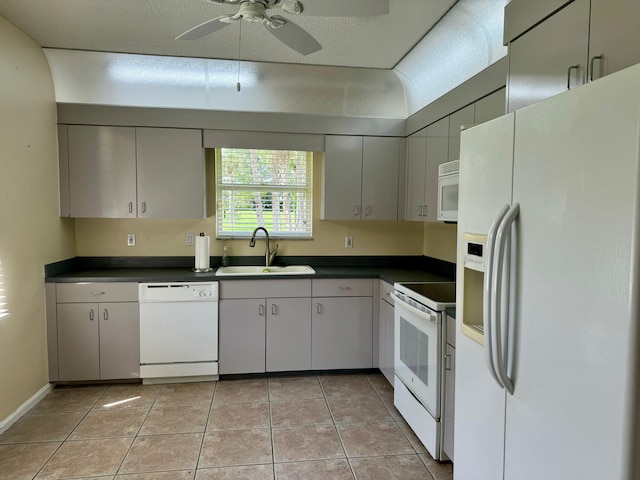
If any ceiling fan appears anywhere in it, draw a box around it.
[176,0,389,56]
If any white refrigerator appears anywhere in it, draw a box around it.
[454,63,640,480]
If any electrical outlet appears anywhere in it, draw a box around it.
[127,233,136,247]
[186,233,195,246]
[345,236,353,248]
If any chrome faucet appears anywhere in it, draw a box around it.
[249,227,279,267]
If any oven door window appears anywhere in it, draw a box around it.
[394,302,441,418]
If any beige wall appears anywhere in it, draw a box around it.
[75,151,425,258]
[423,221,457,263]
[0,17,76,421]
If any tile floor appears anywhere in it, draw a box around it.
[0,373,454,480]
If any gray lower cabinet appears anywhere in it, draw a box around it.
[219,279,312,374]
[266,298,312,372]
[219,298,266,375]
[443,314,456,461]
[378,281,395,386]
[54,282,140,382]
[312,296,373,370]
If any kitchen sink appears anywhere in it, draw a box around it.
[214,265,316,276]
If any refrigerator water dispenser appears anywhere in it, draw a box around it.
[461,232,486,344]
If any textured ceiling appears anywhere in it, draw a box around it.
[0,0,457,69]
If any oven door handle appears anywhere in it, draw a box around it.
[394,294,436,323]
[485,204,509,389]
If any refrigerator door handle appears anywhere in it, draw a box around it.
[492,203,519,395]
[484,203,509,389]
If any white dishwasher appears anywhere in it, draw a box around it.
[139,282,218,384]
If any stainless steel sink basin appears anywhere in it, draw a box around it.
[214,265,316,276]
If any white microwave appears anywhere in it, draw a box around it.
[437,159,459,222]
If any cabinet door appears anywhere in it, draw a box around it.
[475,89,506,125]
[312,297,373,369]
[219,299,266,374]
[58,125,70,217]
[448,106,473,162]
[99,302,140,380]
[507,0,590,112]
[589,0,640,81]
[405,128,427,221]
[67,125,137,218]
[425,117,450,222]
[322,135,363,220]
[266,298,311,372]
[443,343,455,461]
[57,303,100,381]
[361,137,400,221]
[136,128,205,218]
[378,298,395,386]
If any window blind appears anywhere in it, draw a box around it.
[216,148,313,238]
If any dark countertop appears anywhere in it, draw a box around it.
[45,256,455,285]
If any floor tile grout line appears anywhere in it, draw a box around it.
[267,377,277,479]
[193,380,217,476]
[111,382,162,477]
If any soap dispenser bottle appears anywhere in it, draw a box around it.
[221,245,229,267]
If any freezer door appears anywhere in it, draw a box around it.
[455,113,516,480]
[505,63,640,480]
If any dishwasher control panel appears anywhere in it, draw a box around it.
[139,282,219,302]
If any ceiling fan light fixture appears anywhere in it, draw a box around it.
[281,1,302,15]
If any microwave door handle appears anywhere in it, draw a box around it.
[484,204,509,389]
[492,203,519,395]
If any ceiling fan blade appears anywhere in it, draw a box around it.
[264,16,322,55]
[175,16,233,40]
[296,0,388,17]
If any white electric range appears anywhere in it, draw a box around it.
[393,281,456,461]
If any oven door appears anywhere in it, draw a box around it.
[394,298,442,418]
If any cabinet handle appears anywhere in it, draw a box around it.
[566,64,579,90]
[128,202,133,214]
[589,55,603,82]
[103,309,109,320]
[444,354,452,371]
[89,309,94,321]
[354,205,360,216]
[364,205,371,216]
[316,303,323,314]
[418,205,423,217]
[338,286,352,291]
[423,205,428,217]
[271,304,277,315]
[259,304,265,316]
[141,202,147,213]
[91,291,105,296]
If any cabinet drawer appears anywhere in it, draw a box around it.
[56,282,139,303]
[312,278,373,297]
[379,280,394,304]
[220,279,311,299]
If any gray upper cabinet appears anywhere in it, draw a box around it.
[448,105,474,162]
[506,0,640,97]
[405,128,427,222]
[57,124,70,217]
[588,0,640,81]
[506,0,600,112]
[63,125,205,218]
[405,117,450,223]
[136,128,205,218]
[322,135,401,221]
[68,125,137,218]
[475,89,506,125]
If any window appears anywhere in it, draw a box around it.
[216,148,313,238]
[0,260,8,320]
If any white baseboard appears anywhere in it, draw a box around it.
[0,383,54,435]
